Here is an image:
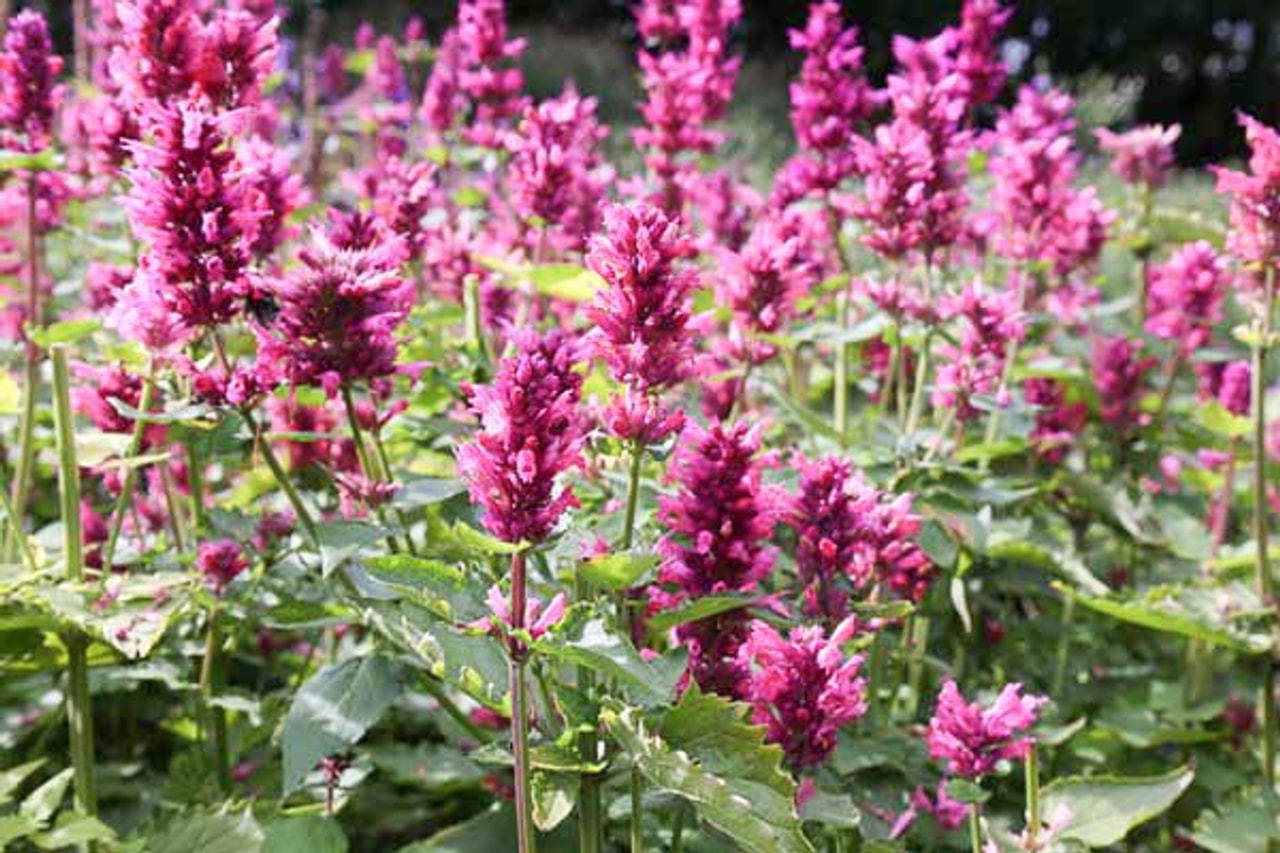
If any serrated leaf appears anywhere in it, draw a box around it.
[1041,765,1194,847]
[536,617,679,706]
[1190,794,1280,853]
[603,702,814,853]
[33,814,117,850]
[281,654,403,792]
[20,768,73,824]
[943,778,990,805]
[0,759,46,804]
[646,594,753,635]
[362,555,487,622]
[316,520,388,577]
[0,814,39,847]
[146,808,264,853]
[261,816,348,853]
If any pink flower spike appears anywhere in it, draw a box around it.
[926,680,1047,778]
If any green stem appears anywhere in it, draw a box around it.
[865,631,886,730]
[1254,264,1275,787]
[904,262,937,437]
[905,616,929,720]
[1025,745,1040,849]
[575,565,603,853]
[0,479,35,572]
[99,371,156,577]
[9,175,42,561]
[421,677,489,743]
[833,287,851,442]
[509,551,536,853]
[200,606,232,794]
[240,403,317,545]
[630,768,644,852]
[340,384,402,553]
[53,346,98,842]
[670,807,685,853]
[968,804,983,853]
[621,442,643,551]
[619,440,645,853]
[187,439,208,535]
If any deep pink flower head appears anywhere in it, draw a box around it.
[452,0,528,146]
[1144,241,1227,351]
[891,781,969,839]
[954,0,1012,108]
[125,101,261,328]
[196,5,279,111]
[788,455,865,621]
[786,2,883,193]
[367,155,439,257]
[369,34,408,103]
[738,616,866,769]
[72,363,160,444]
[657,420,784,694]
[926,680,1046,778]
[109,271,192,354]
[196,539,249,596]
[991,86,1113,277]
[718,207,825,353]
[586,203,700,441]
[456,329,587,544]
[240,135,309,260]
[507,86,610,244]
[1217,360,1252,417]
[636,0,682,42]
[0,10,63,151]
[1214,114,1280,272]
[111,0,205,107]
[419,30,464,135]
[1095,124,1180,190]
[255,227,412,395]
[1091,335,1156,431]
[1025,377,1086,464]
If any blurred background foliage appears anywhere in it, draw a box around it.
[31,0,1280,166]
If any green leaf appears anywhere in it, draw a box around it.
[1060,582,1272,654]
[261,816,349,853]
[0,759,46,804]
[146,808,264,853]
[316,520,388,576]
[529,264,606,303]
[362,555,487,622]
[1190,794,1280,853]
[281,654,403,792]
[32,814,117,850]
[0,814,39,847]
[943,778,990,805]
[28,319,101,348]
[367,744,484,790]
[576,551,660,591]
[531,771,577,832]
[536,617,680,706]
[603,699,814,853]
[1041,765,1194,847]
[645,594,753,635]
[19,768,73,824]
[0,149,58,172]
[26,573,190,659]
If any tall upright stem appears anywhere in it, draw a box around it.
[508,551,536,853]
[1255,264,1276,787]
[1024,745,1041,849]
[236,402,318,545]
[620,441,645,853]
[53,346,98,841]
[9,175,42,558]
[968,804,983,853]
[200,606,232,794]
[100,371,156,576]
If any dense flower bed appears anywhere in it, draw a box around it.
[0,1,1275,851]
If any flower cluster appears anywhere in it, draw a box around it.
[196,539,249,596]
[737,616,866,769]
[1144,240,1227,351]
[1095,124,1181,190]
[506,87,611,247]
[1214,113,1280,272]
[586,203,700,444]
[1025,378,1086,463]
[932,279,1024,421]
[254,227,412,395]
[1092,335,1157,432]
[0,10,63,151]
[926,680,1046,778]
[657,421,784,694]
[124,101,261,329]
[784,1,882,195]
[456,329,586,544]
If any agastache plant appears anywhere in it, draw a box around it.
[2,4,1278,853]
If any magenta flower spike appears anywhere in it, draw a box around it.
[456,328,587,545]
[1091,335,1157,430]
[1214,113,1280,273]
[197,539,249,596]
[785,2,883,195]
[926,680,1047,778]
[0,10,63,152]
[254,227,412,396]
[586,202,700,444]
[124,101,261,329]
[111,0,205,108]
[1144,241,1227,352]
[197,4,279,111]
[1095,124,1181,191]
[954,0,1013,109]
[737,616,866,769]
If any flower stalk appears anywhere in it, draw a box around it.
[508,550,536,853]
[1255,264,1276,787]
[52,345,99,834]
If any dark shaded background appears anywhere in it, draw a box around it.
[44,0,1280,164]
